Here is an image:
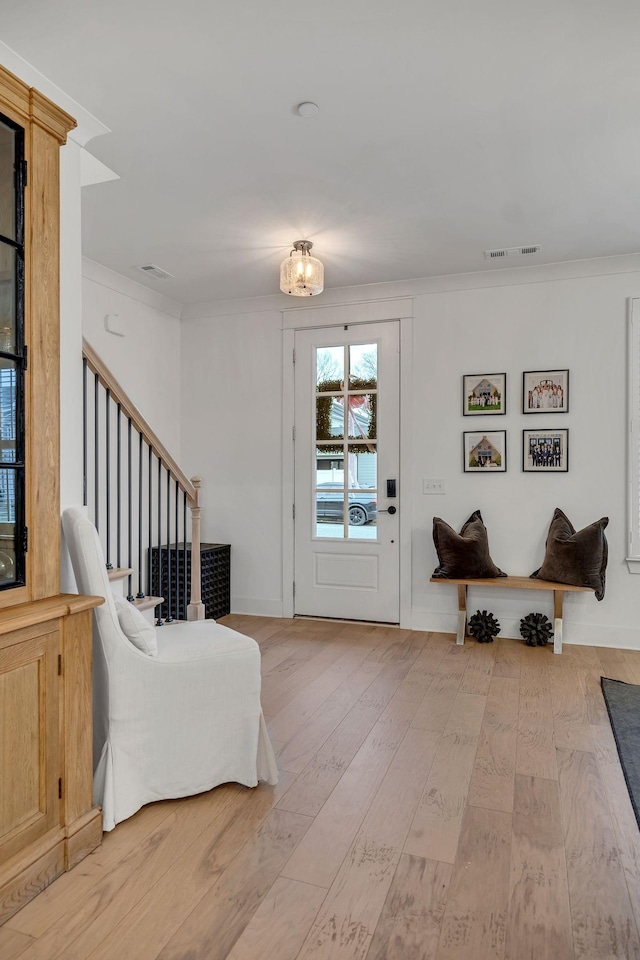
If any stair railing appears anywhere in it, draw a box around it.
[82,339,204,622]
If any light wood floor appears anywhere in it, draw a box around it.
[2,617,640,960]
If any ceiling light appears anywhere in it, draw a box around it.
[280,240,324,297]
[296,101,319,118]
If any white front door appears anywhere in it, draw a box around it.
[294,321,400,622]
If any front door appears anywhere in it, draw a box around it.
[293,321,400,622]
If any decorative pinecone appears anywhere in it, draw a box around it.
[468,609,500,643]
[519,612,554,646]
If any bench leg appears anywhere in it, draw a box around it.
[553,591,563,654]
[457,585,467,645]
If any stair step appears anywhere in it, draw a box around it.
[108,567,134,582]
[132,596,163,613]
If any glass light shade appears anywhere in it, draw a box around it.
[280,244,324,296]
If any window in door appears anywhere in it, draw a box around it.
[315,342,377,541]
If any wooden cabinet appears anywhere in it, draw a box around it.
[0,67,104,923]
[0,597,102,924]
[0,626,61,867]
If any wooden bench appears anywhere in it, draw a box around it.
[430,575,594,654]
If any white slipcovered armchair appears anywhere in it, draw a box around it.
[62,507,277,831]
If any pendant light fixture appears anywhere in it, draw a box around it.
[280,240,324,297]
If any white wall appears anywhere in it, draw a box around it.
[410,273,631,646]
[181,310,284,616]
[181,256,640,647]
[82,259,183,459]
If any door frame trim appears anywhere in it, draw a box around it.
[281,307,414,627]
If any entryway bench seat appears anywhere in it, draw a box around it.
[430,575,594,654]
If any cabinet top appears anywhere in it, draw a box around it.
[0,593,103,636]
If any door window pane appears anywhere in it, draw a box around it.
[346,446,377,490]
[316,396,344,440]
[315,480,345,538]
[0,121,15,241]
[316,345,343,391]
[347,393,376,440]
[346,490,377,534]
[0,244,16,353]
[349,343,376,387]
[316,448,344,485]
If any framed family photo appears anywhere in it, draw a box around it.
[523,369,569,413]
[463,373,506,416]
[463,431,507,472]
[522,429,568,472]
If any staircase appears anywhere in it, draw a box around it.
[81,339,205,624]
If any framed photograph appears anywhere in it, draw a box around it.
[463,431,507,472]
[522,429,568,472]
[522,369,569,413]
[463,373,506,415]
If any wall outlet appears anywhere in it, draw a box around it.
[423,478,445,495]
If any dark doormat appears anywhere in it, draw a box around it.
[601,677,640,831]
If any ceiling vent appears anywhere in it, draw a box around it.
[484,245,541,260]
[136,263,174,281]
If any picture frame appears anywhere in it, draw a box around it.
[463,373,506,416]
[522,369,569,413]
[463,430,507,472]
[522,429,569,472]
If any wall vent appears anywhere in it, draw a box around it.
[484,245,541,260]
[136,263,174,281]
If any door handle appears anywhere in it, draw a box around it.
[378,505,397,515]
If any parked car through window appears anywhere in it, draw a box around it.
[316,482,377,526]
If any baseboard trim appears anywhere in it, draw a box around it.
[231,597,284,618]
[65,806,102,870]
[411,609,640,650]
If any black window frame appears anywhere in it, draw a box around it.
[0,110,26,590]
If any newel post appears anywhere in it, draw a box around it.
[187,477,205,621]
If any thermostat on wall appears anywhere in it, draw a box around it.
[104,314,125,337]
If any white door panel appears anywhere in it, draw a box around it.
[294,321,400,622]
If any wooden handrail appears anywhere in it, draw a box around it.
[82,338,196,504]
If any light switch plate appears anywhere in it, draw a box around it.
[423,478,445,495]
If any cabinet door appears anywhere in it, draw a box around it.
[0,630,60,863]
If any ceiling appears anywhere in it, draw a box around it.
[2,0,640,305]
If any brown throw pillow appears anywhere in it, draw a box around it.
[531,507,608,600]
[432,510,506,579]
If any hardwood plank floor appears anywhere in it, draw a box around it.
[557,747,640,959]
[2,617,640,960]
[435,805,512,960]
[367,855,452,960]
[467,676,519,814]
[295,726,441,960]
[404,691,486,863]
[505,774,573,960]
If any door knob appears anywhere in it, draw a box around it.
[379,505,397,515]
